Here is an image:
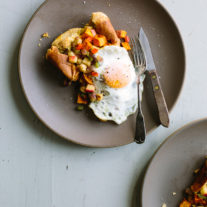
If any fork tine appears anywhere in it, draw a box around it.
[134,37,140,65]
[132,38,138,65]
[130,35,146,69]
[130,38,134,64]
[131,38,138,66]
[137,37,146,66]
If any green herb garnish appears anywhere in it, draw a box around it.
[76,105,84,111]
[94,61,100,68]
[197,193,207,200]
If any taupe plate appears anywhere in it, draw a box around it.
[19,0,185,147]
[142,119,207,206]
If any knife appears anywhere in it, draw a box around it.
[139,28,170,127]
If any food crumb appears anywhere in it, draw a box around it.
[106,0,110,7]
[39,38,42,41]
[172,192,176,196]
[162,203,167,207]
[194,168,200,174]
[42,32,50,38]
[38,43,41,47]
[83,0,86,4]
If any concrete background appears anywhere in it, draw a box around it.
[1,0,207,206]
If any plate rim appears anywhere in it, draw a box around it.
[18,0,186,148]
[141,117,207,206]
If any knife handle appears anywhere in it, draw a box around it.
[148,70,170,127]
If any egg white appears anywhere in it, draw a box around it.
[89,46,144,124]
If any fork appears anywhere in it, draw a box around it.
[130,36,146,144]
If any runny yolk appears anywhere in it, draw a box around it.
[104,63,131,88]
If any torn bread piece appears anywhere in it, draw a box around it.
[46,12,120,82]
[52,28,84,53]
[90,12,120,46]
[46,46,79,81]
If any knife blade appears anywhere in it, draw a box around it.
[139,28,155,70]
[139,27,170,127]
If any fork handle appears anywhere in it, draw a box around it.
[135,110,146,144]
[134,81,146,144]
[148,70,170,127]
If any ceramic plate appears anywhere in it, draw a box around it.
[142,119,207,206]
[19,0,185,147]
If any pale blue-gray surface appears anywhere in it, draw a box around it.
[1,0,207,206]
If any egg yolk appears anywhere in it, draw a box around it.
[104,63,131,88]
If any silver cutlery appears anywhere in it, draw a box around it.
[130,36,146,143]
[139,27,169,127]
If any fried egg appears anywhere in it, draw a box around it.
[89,46,144,124]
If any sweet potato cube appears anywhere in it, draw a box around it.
[85,37,93,42]
[83,40,93,51]
[116,30,127,38]
[93,35,107,47]
[83,28,93,38]
[121,42,131,50]
[86,84,95,93]
[91,71,98,77]
[83,74,93,84]
[76,43,83,50]
[96,93,103,101]
[179,200,191,207]
[124,35,130,43]
[91,47,99,54]
[77,94,88,104]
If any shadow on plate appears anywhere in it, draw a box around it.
[9,34,84,150]
[131,161,149,207]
